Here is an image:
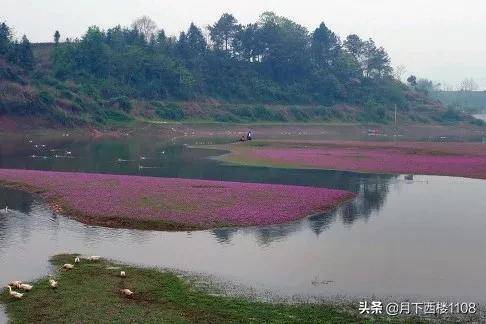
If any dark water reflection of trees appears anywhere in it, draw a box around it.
[212,175,394,245]
[0,136,396,246]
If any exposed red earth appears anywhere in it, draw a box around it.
[0,169,355,230]
[217,140,486,180]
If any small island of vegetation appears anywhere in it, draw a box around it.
[0,168,355,230]
[209,140,486,180]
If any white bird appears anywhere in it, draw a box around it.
[60,263,74,270]
[120,288,133,297]
[88,256,101,261]
[18,283,33,291]
[7,286,23,299]
[9,280,21,288]
[74,257,80,263]
[4,205,8,212]
[120,271,126,278]
[49,278,58,289]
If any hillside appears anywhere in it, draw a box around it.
[0,15,483,128]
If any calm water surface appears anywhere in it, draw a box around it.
[0,134,486,303]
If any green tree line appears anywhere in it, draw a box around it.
[4,13,475,126]
[47,12,404,107]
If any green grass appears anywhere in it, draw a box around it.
[0,254,374,323]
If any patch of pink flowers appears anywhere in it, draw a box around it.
[248,145,486,179]
[0,169,354,228]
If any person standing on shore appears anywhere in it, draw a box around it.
[247,130,252,141]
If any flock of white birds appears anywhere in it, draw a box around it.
[5,256,132,300]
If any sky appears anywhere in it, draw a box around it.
[2,0,485,89]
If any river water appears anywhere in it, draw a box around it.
[0,134,485,304]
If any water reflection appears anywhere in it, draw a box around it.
[211,228,239,244]
[1,134,394,192]
[1,175,486,302]
[0,134,397,244]
[0,172,393,248]
[0,134,398,254]
[209,175,393,245]
[2,135,486,302]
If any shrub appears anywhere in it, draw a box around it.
[155,103,185,121]
[252,105,274,121]
[290,107,310,121]
[39,90,55,105]
[440,108,463,123]
[233,106,255,120]
[60,89,74,100]
[117,96,132,112]
[104,110,132,123]
[214,113,239,122]
[360,100,389,123]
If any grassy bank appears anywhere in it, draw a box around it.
[0,254,370,323]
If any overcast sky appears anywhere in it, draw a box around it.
[2,0,485,89]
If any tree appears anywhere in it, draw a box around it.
[208,13,240,53]
[254,12,310,83]
[46,12,414,111]
[407,75,417,87]
[311,23,341,68]
[187,23,207,53]
[78,26,110,77]
[232,23,262,62]
[416,78,438,94]
[152,29,174,53]
[343,34,366,78]
[441,83,454,91]
[131,15,157,42]
[54,30,60,44]
[362,39,391,78]
[344,34,364,59]
[17,35,34,70]
[344,35,391,79]
[0,22,12,56]
[459,78,479,92]
[179,22,207,63]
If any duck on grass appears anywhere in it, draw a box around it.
[0,254,371,323]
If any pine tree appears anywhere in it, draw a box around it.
[0,22,12,56]
[18,35,35,70]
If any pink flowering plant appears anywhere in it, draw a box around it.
[221,141,486,179]
[0,169,355,230]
